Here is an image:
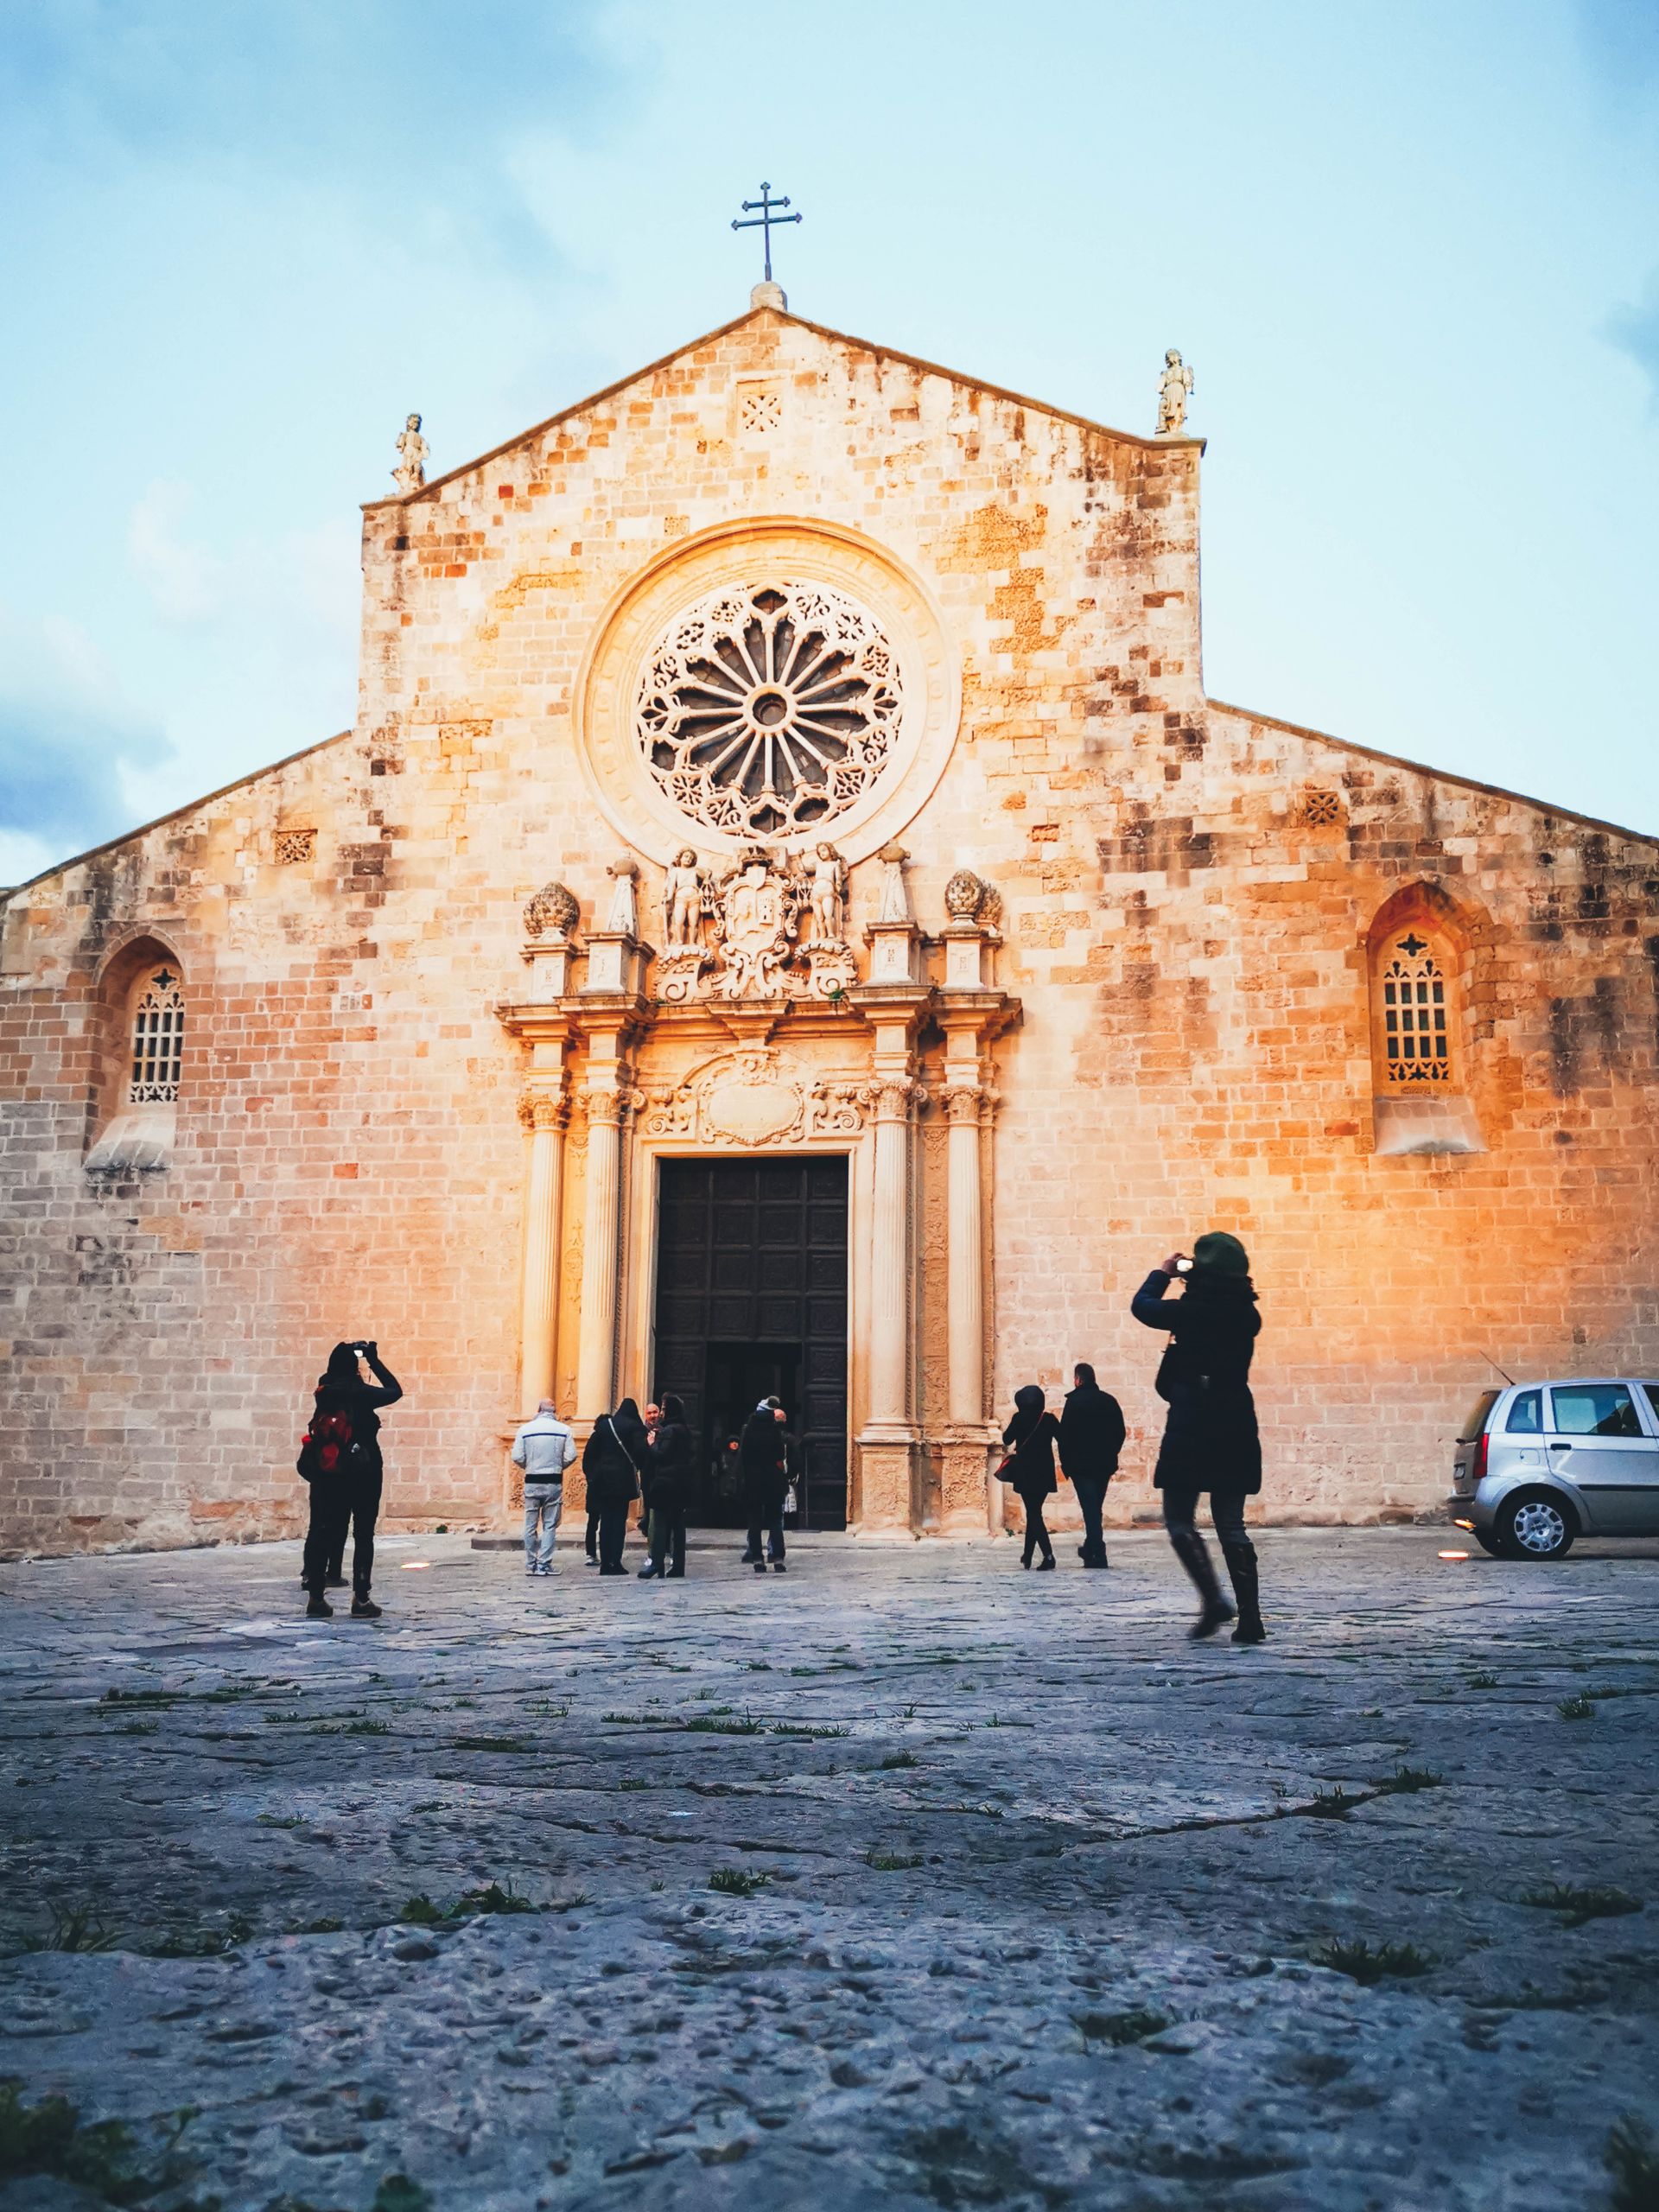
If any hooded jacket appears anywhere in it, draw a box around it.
[1001,1385,1062,1500]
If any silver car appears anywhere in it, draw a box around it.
[1449,1379,1659,1558]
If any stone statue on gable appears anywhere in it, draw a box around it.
[662,849,709,949]
[392,412,429,493]
[1156,351,1193,437]
[807,843,846,945]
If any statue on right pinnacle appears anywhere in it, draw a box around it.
[1156,350,1194,437]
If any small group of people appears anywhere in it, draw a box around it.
[296,1230,1265,1642]
[512,1390,789,1582]
[1001,1231,1266,1643]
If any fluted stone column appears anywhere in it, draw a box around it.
[868,1077,916,1431]
[575,1089,623,1421]
[943,1083,984,1427]
[518,1090,568,1417]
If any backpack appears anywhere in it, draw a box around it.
[297,1403,361,1483]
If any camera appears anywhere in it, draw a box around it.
[1173,1256,1193,1275]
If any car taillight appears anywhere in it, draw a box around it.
[1472,1432,1490,1483]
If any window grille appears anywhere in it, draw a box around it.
[129,968,185,1103]
[1380,935,1450,1085]
[276,827,316,863]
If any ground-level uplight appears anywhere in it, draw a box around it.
[1438,1549,1470,1561]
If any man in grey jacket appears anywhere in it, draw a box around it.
[512,1401,577,1576]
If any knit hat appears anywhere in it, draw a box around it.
[1192,1230,1250,1278]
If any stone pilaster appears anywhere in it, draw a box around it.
[517,1085,569,1419]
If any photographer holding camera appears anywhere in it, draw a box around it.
[297,1340,404,1620]
[1130,1235,1266,1644]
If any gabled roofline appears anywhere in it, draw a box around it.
[1,728,356,900]
[362,304,1200,511]
[1209,698,1659,849]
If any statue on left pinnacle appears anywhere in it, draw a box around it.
[392,412,429,493]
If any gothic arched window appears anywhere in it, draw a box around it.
[127,965,185,1103]
[1376,930,1453,1088]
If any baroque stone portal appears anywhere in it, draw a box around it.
[655,843,857,1003]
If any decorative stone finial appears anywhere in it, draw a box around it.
[392,411,429,493]
[1155,350,1193,437]
[874,844,912,926]
[944,868,988,923]
[603,857,640,938]
[524,880,578,939]
[751,280,787,311]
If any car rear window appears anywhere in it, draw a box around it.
[1550,1383,1642,1438]
[1505,1389,1543,1433]
[1643,1385,1659,1429]
[1459,1391,1500,1442]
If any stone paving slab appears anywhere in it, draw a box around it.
[1,1529,1656,2209]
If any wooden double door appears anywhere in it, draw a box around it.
[652,1156,849,1529]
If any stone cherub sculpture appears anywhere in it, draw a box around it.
[1156,351,1193,437]
[392,412,429,493]
[662,849,709,947]
[807,842,846,944]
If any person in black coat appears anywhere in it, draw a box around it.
[1130,1232,1266,1643]
[299,1341,403,1620]
[1001,1383,1062,1570]
[639,1393,694,1581]
[1058,1363,1126,1569]
[582,1398,647,1575]
[739,1398,790,1573]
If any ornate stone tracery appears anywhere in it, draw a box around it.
[634,581,903,841]
[639,1049,868,1148]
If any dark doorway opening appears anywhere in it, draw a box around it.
[652,1156,849,1530]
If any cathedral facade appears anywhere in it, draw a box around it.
[4,296,1657,1555]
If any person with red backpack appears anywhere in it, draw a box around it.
[298,1341,404,1619]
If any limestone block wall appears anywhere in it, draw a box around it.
[2,304,1656,1554]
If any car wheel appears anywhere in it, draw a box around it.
[1494,1491,1576,1560]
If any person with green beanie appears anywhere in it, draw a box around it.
[1130,1234,1266,1643]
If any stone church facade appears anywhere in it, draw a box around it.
[4,296,1657,1556]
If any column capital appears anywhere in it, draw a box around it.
[862,1074,925,1122]
[940,1081,983,1128]
[518,1085,569,1134]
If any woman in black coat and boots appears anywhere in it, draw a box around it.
[1058,1363,1125,1568]
[1130,1233,1266,1643]
[1001,1383,1062,1569]
[639,1394,694,1580]
[582,1399,647,1575]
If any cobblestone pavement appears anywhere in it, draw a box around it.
[2,1528,1657,2211]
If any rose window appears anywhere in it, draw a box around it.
[635,582,902,838]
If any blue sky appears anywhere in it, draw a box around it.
[2,0,1656,882]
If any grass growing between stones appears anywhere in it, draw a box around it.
[1605,2116,1659,2212]
[0,2084,198,2206]
[399,1880,535,1925]
[1073,2009,1170,2049]
[1522,1883,1643,1928]
[1300,1786,1360,1820]
[1557,1694,1598,1721]
[1313,1939,1436,1984]
[1376,1766,1446,1794]
[709,1868,770,1897]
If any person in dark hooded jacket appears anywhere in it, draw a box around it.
[739,1398,790,1573]
[1130,1232,1266,1643]
[1001,1383,1062,1569]
[582,1398,647,1575]
[639,1393,694,1580]
[299,1341,402,1620]
[1058,1363,1126,1568]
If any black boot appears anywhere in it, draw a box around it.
[1169,1530,1235,1639]
[1222,1541,1266,1644]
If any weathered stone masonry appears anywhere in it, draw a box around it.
[3,302,1656,1554]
